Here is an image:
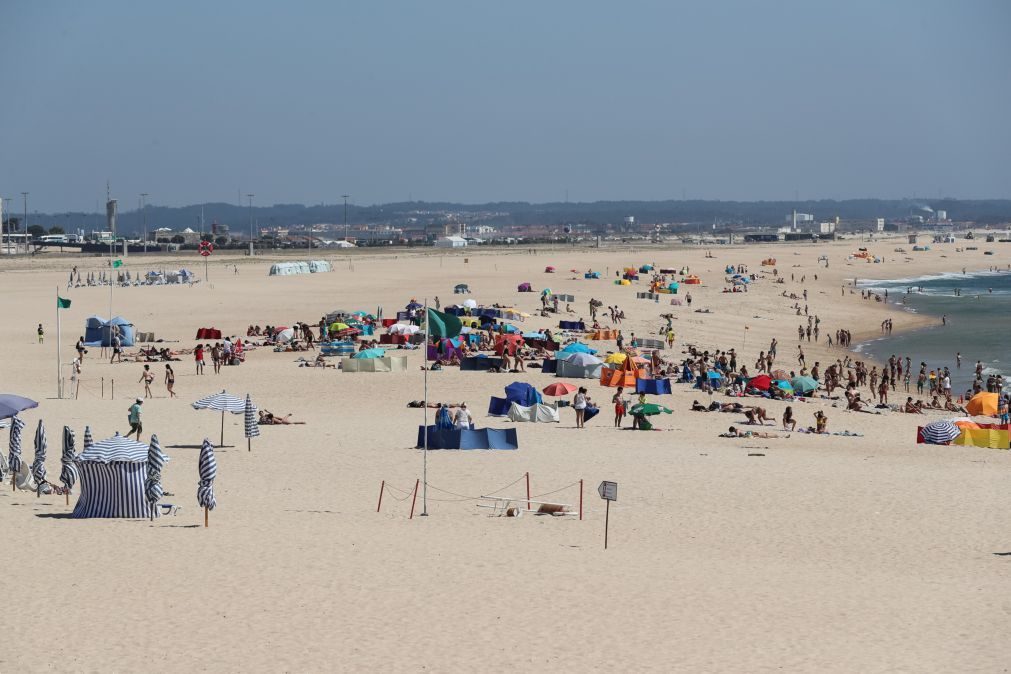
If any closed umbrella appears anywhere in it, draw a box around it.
[543,382,577,397]
[32,419,47,497]
[82,425,94,453]
[10,416,29,488]
[921,420,960,445]
[243,394,259,452]
[145,434,166,521]
[197,438,217,527]
[60,426,78,505]
[192,390,246,447]
[0,394,38,419]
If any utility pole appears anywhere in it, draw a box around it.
[247,194,255,256]
[343,194,350,242]
[140,193,148,253]
[21,192,28,254]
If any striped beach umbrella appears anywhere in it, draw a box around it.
[32,419,47,496]
[192,390,246,447]
[82,425,94,453]
[145,434,166,520]
[921,420,961,445]
[197,438,217,526]
[60,426,79,500]
[243,394,259,452]
[8,416,25,483]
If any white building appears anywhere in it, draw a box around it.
[434,236,468,249]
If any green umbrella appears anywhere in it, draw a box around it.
[629,403,673,416]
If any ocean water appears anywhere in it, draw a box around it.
[855,269,1011,393]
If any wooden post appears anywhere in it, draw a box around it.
[376,480,385,512]
[579,479,583,521]
[247,438,251,452]
[101,377,104,399]
[604,500,610,550]
[409,478,419,519]
[525,471,531,510]
[204,506,209,528]
[111,379,115,400]
[66,491,69,506]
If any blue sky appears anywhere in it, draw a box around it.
[2,0,1009,212]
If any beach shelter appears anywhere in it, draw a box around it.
[244,394,259,452]
[600,356,640,388]
[71,433,164,518]
[517,282,533,292]
[951,424,1010,448]
[453,283,470,294]
[918,420,961,445]
[198,439,217,526]
[966,392,999,416]
[341,355,408,372]
[504,382,542,407]
[192,390,247,447]
[790,376,818,394]
[507,402,560,423]
[556,353,603,379]
[683,275,701,285]
[84,316,135,346]
[0,394,38,419]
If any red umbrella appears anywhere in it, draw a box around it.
[542,382,577,396]
[748,374,772,391]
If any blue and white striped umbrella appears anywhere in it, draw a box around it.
[921,420,961,445]
[31,419,47,490]
[145,434,166,515]
[82,425,94,452]
[243,394,259,452]
[60,425,79,493]
[8,415,25,476]
[193,391,246,447]
[197,438,217,511]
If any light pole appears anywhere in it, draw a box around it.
[247,194,255,256]
[140,193,148,253]
[1,197,9,252]
[342,195,350,242]
[21,192,28,254]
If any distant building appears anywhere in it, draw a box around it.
[434,236,468,249]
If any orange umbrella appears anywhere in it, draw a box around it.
[953,420,981,430]
[771,369,790,380]
[966,392,998,416]
[542,382,577,396]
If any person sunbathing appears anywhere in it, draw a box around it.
[904,397,924,414]
[723,426,782,439]
[691,400,709,412]
[258,410,306,425]
[944,398,968,414]
[744,407,775,425]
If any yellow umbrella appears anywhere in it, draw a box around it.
[604,352,628,364]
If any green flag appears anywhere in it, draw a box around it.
[57,297,71,309]
[426,307,462,339]
[112,259,123,268]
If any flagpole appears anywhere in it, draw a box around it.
[422,298,429,516]
[56,286,62,399]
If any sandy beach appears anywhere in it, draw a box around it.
[0,238,1007,672]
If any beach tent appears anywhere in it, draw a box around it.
[196,328,222,340]
[72,433,167,519]
[517,282,533,292]
[84,316,136,347]
[268,261,311,275]
[966,392,999,416]
[668,282,679,293]
[557,353,603,379]
[507,402,560,423]
[341,356,407,372]
[308,260,332,273]
[454,284,470,294]
[725,266,735,274]
[600,356,640,388]
[683,275,702,285]
[417,426,518,450]
[639,265,653,273]
[584,271,601,279]
[505,382,542,407]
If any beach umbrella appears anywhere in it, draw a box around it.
[920,420,961,445]
[560,342,595,355]
[604,352,628,364]
[405,301,422,311]
[543,382,577,397]
[32,419,47,497]
[59,425,78,505]
[243,394,259,452]
[706,371,724,380]
[629,403,673,416]
[0,427,7,484]
[0,394,38,419]
[82,425,94,453]
[192,391,246,447]
[773,379,794,392]
[966,392,998,416]
[144,434,166,520]
[560,352,602,367]
[352,348,386,359]
[197,438,217,527]
[462,299,478,309]
[748,374,772,391]
[770,369,790,380]
[790,376,818,394]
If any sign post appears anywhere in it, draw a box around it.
[597,480,617,549]
[199,241,214,282]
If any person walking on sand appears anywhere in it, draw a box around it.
[194,343,205,375]
[110,333,122,363]
[124,398,144,440]
[573,387,588,428]
[797,345,806,367]
[76,336,86,362]
[139,364,154,399]
[164,364,176,398]
[37,323,44,344]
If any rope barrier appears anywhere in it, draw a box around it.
[529,481,580,499]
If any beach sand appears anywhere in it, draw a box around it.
[0,239,1007,672]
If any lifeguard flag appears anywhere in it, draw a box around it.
[426,308,462,339]
[57,297,71,309]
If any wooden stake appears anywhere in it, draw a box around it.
[376,480,385,513]
[526,471,531,510]
[204,506,209,528]
[409,478,419,519]
[111,379,115,399]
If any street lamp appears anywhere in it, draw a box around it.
[247,194,255,256]
[21,192,28,254]
[140,193,148,253]
[1,197,9,251]
[342,194,350,241]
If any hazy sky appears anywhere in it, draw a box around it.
[2,0,1009,212]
